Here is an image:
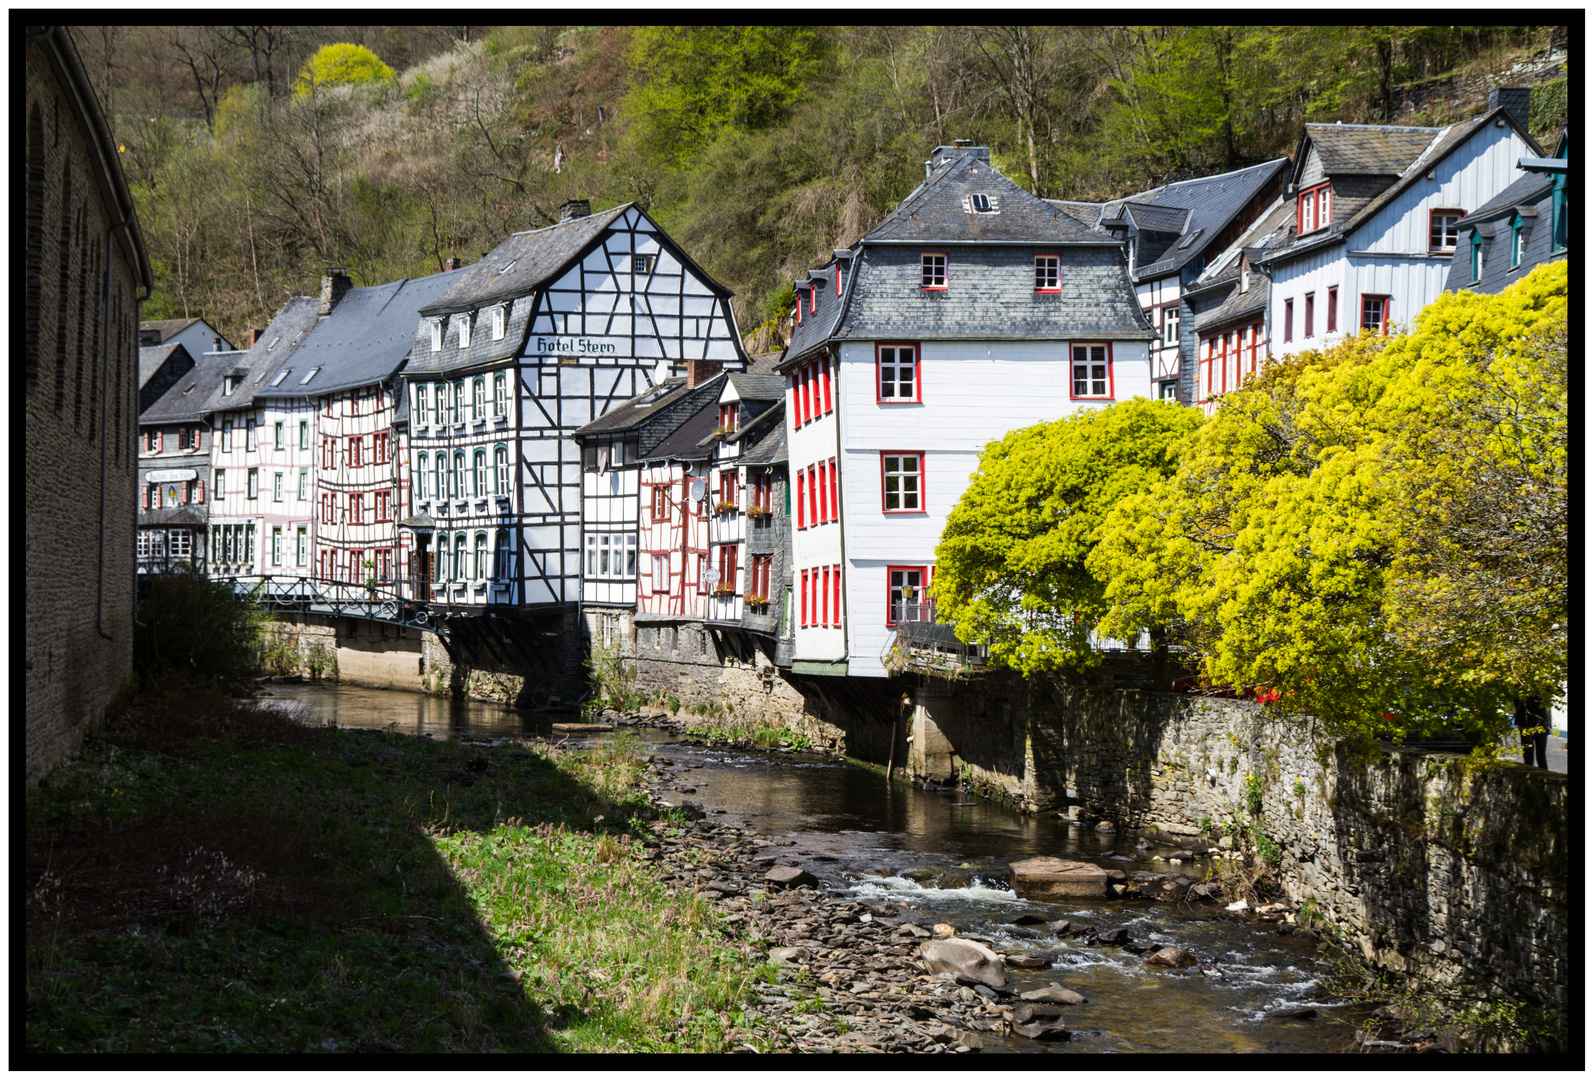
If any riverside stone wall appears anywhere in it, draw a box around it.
[915,670,1567,1026]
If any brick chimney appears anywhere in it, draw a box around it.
[320,268,353,315]
[444,256,462,271]
[560,199,591,222]
[685,358,722,388]
[247,327,266,348]
[1488,87,1531,134]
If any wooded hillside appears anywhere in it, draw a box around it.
[71,25,1568,346]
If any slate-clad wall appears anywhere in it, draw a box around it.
[917,671,1566,1027]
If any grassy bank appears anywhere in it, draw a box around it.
[24,689,780,1054]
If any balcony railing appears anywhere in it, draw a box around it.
[883,602,987,677]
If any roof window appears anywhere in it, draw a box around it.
[968,193,999,214]
[222,376,235,396]
[267,336,281,350]
[1177,229,1202,251]
[500,259,517,274]
[299,368,319,385]
[270,370,290,387]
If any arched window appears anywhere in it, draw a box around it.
[495,531,511,581]
[435,384,447,425]
[494,445,509,494]
[493,373,506,418]
[452,380,463,423]
[435,455,447,503]
[417,452,429,499]
[453,532,466,581]
[474,533,488,580]
[1469,229,1483,284]
[415,384,429,426]
[474,448,486,496]
[453,451,465,499]
[473,377,485,421]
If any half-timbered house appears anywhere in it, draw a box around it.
[204,295,320,576]
[137,353,229,573]
[401,200,746,625]
[271,266,466,590]
[635,378,722,620]
[572,363,729,647]
[779,143,1156,679]
[1256,89,1541,357]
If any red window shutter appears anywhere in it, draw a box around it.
[833,564,842,626]
[157,430,164,453]
[821,567,830,625]
[808,465,819,523]
[789,375,798,425]
[141,486,148,509]
[796,471,805,529]
[822,361,832,414]
[801,569,809,627]
[829,459,839,519]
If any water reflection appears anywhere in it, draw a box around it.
[261,681,579,740]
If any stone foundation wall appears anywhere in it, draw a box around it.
[913,670,1567,1024]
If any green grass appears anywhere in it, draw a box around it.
[25,690,782,1054]
[682,720,812,752]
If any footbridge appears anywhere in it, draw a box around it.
[218,575,450,642]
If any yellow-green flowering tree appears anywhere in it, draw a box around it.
[931,399,1202,675]
[294,43,396,99]
[1093,262,1567,746]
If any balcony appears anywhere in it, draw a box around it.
[882,602,987,678]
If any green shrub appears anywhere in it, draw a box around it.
[134,566,262,686]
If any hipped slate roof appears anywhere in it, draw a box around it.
[645,398,719,462]
[725,373,786,402]
[1300,123,1445,176]
[140,353,235,424]
[737,402,787,466]
[1460,171,1555,223]
[418,206,632,316]
[867,155,1109,245]
[203,296,322,413]
[265,269,468,398]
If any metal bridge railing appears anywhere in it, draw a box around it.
[215,574,448,635]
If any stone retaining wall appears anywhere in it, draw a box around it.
[914,671,1567,1030]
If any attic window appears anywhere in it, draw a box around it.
[270,370,290,387]
[222,376,235,396]
[968,193,999,214]
[266,336,281,350]
[633,254,655,275]
[499,258,517,273]
[430,319,443,352]
[255,370,268,383]
[299,367,319,385]
[491,306,506,340]
[1177,230,1201,251]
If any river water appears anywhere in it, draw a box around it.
[267,682,1364,1053]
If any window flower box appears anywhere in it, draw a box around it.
[712,582,737,597]
[713,424,736,437]
[744,593,768,607]
[746,506,773,519]
[712,501,738,514]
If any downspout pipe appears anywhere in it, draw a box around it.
[107,218,154,636]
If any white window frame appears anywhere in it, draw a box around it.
[491,306,506,340]
[457,313,472,349]
[430,319,443,352]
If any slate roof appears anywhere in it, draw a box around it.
[644,399,719,462]
[200,296,322,413]
[1117,202,1191,233]
[725,373,786,402]
[140,353,234,424]
[1047,201,1108,232]
[1460,172,1554,223]
[263,269,468,398]
[738,403,788,466]
[1300,123,1445,176]
[572,373,729,457]
[139,343,189,389]
[139,317,203,343]
[1189,197,1296,334]
[418,206,632,317]
[865,155,1109,245]
[573,378,691,438]
[1263,109,1543,267]
[782,255,850,363]
[746,350,784,375]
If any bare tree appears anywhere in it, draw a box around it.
[169,26,238,130]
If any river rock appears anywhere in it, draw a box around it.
[1097,928,1130,946]
[550,722,614,734]
[933,923,957,937]
[918,938,1007,989]
[1022,985,1088,1005]
[1046,919,1071,934]
[1145,946,1198,968]
[1009,857,1109,900]
[765,865,818,889]
[1012,1017,1071,1041]
[769,946,810,965]
[901,868,936,882]
[1012,913,1048,926]
[1003,952,1050,969]
[1095,821,1117,834]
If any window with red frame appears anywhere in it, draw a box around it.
[800,569,809,626]
[1034,255,1060,291]
[651,483,669,521]
[835,263,842,296]
[882,453,922,512]
[1198,338,1213,402]
[821,566,831,625]
[1304,292,1315,338]
[349,493,363,526]
[795,470,806,528]
[821,360,832,413]
[920,253,946,289]
[1283,298,1294,343]
[753,472,772,512]
[376,548,392,581]
[346,435,361,468]
[886,566,927,625]
[1249,323,1260,373]
[1326,287,1338,333]
[798,365,811,424]
[877,345,918,402]
[1429,209,1465,251]
[828,459,839,519]
[717,543,737,593]
[694,553,708,594]
[1297,182,1331,233]
[719,403,736,432]
[831,564,842,626]
[375,431,389,464]
[1070,344,1111,399]
[1361,295,1390,335]
[718,469,737,506]
[376,489,391,522]
[750,554,772,599]
[795,292,803,326]
[815,463,828,523]
[809,284,817,314]
[808,465,819,524]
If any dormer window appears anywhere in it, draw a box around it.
[1298,182,1332,234]
[1034,255,1060,292]
[719,403,738,433]
[967,193,999,214]
[1240,257,1250,292]
[491,306,506,340]
[1510,213,1525,268]
[1469,230,1483,284]
[456,313,472,349]
[430,319,443,352]
[223,376,235,396]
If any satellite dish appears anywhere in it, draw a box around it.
[703,567,719,588]
[689,479,707,502]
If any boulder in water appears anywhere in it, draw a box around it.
[918,937,1007,989]
[1009,857,1109,900]
[1021,985,1088,1006]
[1145,946,1198,968]
[764,865,818,889]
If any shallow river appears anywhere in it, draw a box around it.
[267,682,1365,1053]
